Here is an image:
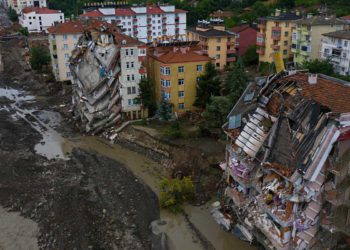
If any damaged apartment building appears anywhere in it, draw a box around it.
[69,22,147,133]
[219,71,350,249]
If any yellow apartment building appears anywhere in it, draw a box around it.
[147,44,211,113]
[256,10,301,64]
[186,20,236,70]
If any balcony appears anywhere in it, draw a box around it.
[271,32,281,40]
[147,23,152,27]
[133,18,137,22]
[162,16,167,20]
[227,49,236,54]
[227,57,236,63]
[256,47,265,55]
[175,17,179,22]
[272,26,282,32]
[271,44,280,50]
[256,37,265,47]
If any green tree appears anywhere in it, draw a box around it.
[194,62,221,108]
[301,59,334,75]
[137,77,157,117]
[29,46,50,71]
[157,101,173,121]
[19,27,29,36]
[225,58,248,104]
[7,7,18,22]
[203,96,232,128]
[277,0,295,8]
[242,45,259,65]
[159,177,195,213]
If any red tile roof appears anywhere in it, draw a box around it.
[115,8,135,16]
[147,6,164,14]
[174,9,188,13]
[278,73,350,113]
[22,7,60,14]
[230,24,251,33]
[47,20,112,34]
[341,15,350,20]
[149,46,210,64]
[80,9,103,18]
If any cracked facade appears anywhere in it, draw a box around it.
[220,71,350,249]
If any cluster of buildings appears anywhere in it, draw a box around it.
[220,71,350,249]
[2,0,47,13]
[256,9,350,76]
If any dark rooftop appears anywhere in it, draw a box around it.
[295,16,345,26]
[186,27,234,37]
[322,30,350,40]
[260,12,301,21]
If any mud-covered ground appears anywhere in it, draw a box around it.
[0,39,160,249]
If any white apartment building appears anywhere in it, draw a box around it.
[80,4,187,43]
[321,30,350,76]
[47,21,84,82]
[116,34,147,119]
[7,0,47,13]
[19,7,64,33]
[2,0,8,8]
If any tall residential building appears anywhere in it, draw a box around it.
[48,21,85,82]
[80,4,187,43]
[115,33,148,120]
[2,0,8,9]
[256,10,301,64]
[19,7,64,33]
[147,43,211,113]
[220,71,350,250]
[186,19,236,70]
[292,15,345,65]
[321,30,350,76]
[7,0,47,13]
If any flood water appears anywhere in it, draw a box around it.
[0,87,256,250]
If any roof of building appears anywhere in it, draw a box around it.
[115,8,135,16]
[114,32,144,46]
[146,5,164,14]
[210,10,233,18]
[47,20,113,34]
[260,12,301,21]
[341,15,350,20]
[230,24,257,33]
[295,15,345,26]
[148,45,210,63]
[174,9,188,13]
[80,9,104,17]
[187,27,234,37]
[322,30,350,40]
[22,7,61,14]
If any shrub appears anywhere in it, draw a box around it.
[159,177,195,213]
[29,46,50,71]
[163,122,183,139]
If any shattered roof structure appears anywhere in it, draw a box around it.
[221,71,350,249]
[69,24,128,134]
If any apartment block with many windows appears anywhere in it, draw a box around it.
[256,10,301,64]
[292,15,345,65]
[321,30,350,76]
[7,0,47,13]
[147,43,211,113]
[80,4,187,43]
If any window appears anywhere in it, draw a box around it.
[216,38,221,43]
[125,49,129,56]
[215,54,220,59]
[283,50,288,55]
[284,31,289,37]
[178,66,184,73]
[178,79,184,85]
[139,48,146,56]
[285,22,289,28]
[127,87,136,94]
[345,41,348,47]
[127,75,130,81]
[66,72,71,77]
[65,63,69,68]
[51,34,56,39]
[63,34,67,40]
[178,91,184,98]
[131,74,135,81]
[130,49,134,55]
[126,62,130,68]
[161,79,171,87]
[162,91,171,100]
[178,103,185,110]
[73,34,78,40]
[324,48,330,55]
[216,62,220,68]
[165,67,170,75]
[197,65,203,72]
[128,99,133,106]
[284,40,288,46]
[64,53,69,59]
[29,22,32,25]
[63,44,68,50]
[343,52,347,59]
[216,46,221,51]
[160,66,164,74]
[131,62,134,68]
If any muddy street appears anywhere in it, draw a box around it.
[0,38,256,250]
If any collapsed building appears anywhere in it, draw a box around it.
[219,71,350,249]
[69,21,147,133]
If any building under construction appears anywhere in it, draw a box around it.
[219,71,350,249]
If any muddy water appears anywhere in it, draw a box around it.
[0,87,255,250]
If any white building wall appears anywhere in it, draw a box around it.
[10,0,47,13]
[19,10,63,32]
[321,36,350,75]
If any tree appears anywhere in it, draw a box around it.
[203,96,232,128]
[301,59,334,75]
[242,45,259,65]
[194,62,221,108]
[225,58,248,104]
[157,101,173,121]
[29,46,50,71]
[159,177,195,213]
[7,7,18,22]
[277,0,295,9]
[19,27,29,36]
[137,77,157,117]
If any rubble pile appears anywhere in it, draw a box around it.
[218,71,350,249]
[70,23,123,134]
